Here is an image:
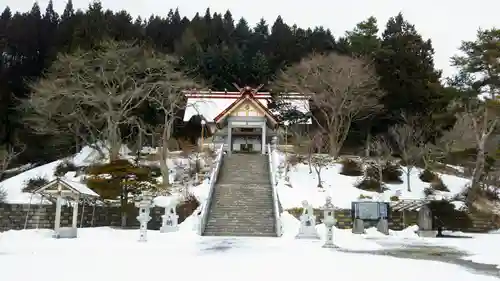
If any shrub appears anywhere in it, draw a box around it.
[54,160,78,177]
[390,195,399,201]
[365,163,380,181]
[22,176,49,193]
[286,207,322,224]
[176,193,201,223]
[419,169,437,183]
[358,194,373,199]
[429,200,472,232]
[339,158,363,176]
[430,177,449,192]
[148,165,162,178]
[356,177,386,192]
[423,187,435,197]
[382,161,403,183]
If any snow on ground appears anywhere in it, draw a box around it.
[273,152,470,209]
[1,218,499,281]
[0,144,217,205]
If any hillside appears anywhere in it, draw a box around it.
[1,147,473,211]
[0,144,214,205]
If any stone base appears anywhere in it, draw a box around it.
[53,227,77,239]
[417,230,438,238]
[295,228,320,239]
[376,219,389,235]
[322,241,338,248]
[352,219,365,234]
[160,225,179,233]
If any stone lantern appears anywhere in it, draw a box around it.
[135,191,153,242]
[322,196,337,248]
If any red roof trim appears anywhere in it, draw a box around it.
[212,89,278,124]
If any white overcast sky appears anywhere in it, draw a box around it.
[2,0,499,78]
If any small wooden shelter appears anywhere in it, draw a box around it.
[32,177,99,238]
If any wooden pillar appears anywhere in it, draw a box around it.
[72,195,79,228]
[54,192,62,233]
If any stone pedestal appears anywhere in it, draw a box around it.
[352,219,365,234]
[160,204,179,233]
[417,204,436,238]
[376,218,389,235]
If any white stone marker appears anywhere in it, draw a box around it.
[296,200,320,239]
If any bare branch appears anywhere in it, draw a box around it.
[274,53,384,158]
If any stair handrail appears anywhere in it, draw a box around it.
[197,144,225,235]
[267,143,282,237]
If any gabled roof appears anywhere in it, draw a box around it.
[33,178,100,198]
[212,87,278,125]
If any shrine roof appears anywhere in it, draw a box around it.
[33,177,100,198]
[183,88,310,123]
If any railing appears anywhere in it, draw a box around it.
[197,144,225,235]
[267,143,282,237]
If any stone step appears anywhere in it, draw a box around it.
[203,232,277,237]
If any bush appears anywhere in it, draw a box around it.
[286,207,322,224]
[22,176,49,193]
[358,194,373,199]
[382,161,403,183]
[365,163,380,181]
[430,177,449,192]
[339,158,363,176]
[424,187,435,197]
[176,193,200,223]
[419,169,437,183]
[54,160,78,177]
[287,154,303,167]
[390,195,399,201]
[429,200,472,232]
[356,177,386,192]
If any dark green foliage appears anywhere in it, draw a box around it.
[382,161,403,183]
[86,159,157,200]
[22,176,49,193]
[365,163,380,181]
[419,169,437,183]
[0,1,459,169]
[429,200,472,231]
[176,193,200,218]
[423,187,434,197]
[356,177,387,192]
[340,158,363,176]
[54,160,78,177]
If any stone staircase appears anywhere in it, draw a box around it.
[203,153,277,237]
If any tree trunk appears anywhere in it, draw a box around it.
[328,135,338,158]
[406,166,412,192]
[378,159,384,192]
[315,167,322,187]
[470,141,486,192]
[159,142,171,193]
[364,130,372,158]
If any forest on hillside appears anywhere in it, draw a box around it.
[0,0,498,198]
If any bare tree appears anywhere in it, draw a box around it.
[0,143,25,181]
[389,115,426,191]
[462,100,498,195]
[369,136,393,191]
[149,81,202,193]
[273,53,384,158]
[310,154,333,188]
[25,41,184,162]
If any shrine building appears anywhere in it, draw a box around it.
[182,86,310,155]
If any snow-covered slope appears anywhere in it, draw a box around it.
[273,153,470,209]
[0,144,210,205]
